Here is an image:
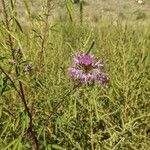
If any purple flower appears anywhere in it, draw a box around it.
[73,54,94,66]
[78,54,94,66]
[97,73,109,88]
[24,64,33,72]
[69,53,109,87]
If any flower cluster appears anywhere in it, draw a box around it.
[69,53,109,87]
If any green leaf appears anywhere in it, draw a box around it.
[23,0,31,15]
[51,144,65,150]
[1,77,8,95]
[10,0,14,10]
[0,56,6,60]
[13,117,20,131]
[0,121,10,138]
[4,139,18,150]
[65,0,73,22]
[66,42,76,55]
[86,40,95,54]
[15,18,23,33]
[2,26,23,51]
[80,0,83,24]
[13,137,22,150]
[83,31,92,48]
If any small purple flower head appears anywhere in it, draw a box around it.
[69,53,109,87]
[24,64,33,73]
[97,73,109,88]
[78,54,94,66]
[10,59,18,65]
[72,54,94,67]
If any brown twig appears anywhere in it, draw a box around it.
[0,66,22,97]
[0,66,39,150]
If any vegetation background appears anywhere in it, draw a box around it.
[0,0,150,149]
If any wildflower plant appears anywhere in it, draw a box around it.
[69,53,109,87]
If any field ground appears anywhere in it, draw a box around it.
[1,0,150,24]
[0,0,150,149]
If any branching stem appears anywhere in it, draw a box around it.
[1,0,39,149]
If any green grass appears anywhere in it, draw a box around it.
[0,0,150,149]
